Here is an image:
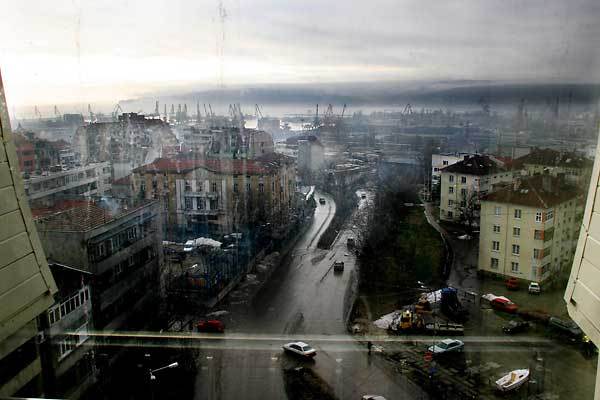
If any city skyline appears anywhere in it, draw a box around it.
[2,0,600,108]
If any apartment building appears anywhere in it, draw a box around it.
[132,153,296,236]
[34,200,162,330]
[513,147,593,187]
[440,154,512,223]
[478,175,583,283]
[0,83,58,397]
[38,263,94,399]
[23,162,112,208]
[431,152,475,186]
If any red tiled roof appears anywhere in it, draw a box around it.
[481,175,581,208]
[31,199,94,219]
[133,155,293,176]
[513,148,593,169]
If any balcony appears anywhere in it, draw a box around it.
[184,208,221,216]
[184,191,219,199]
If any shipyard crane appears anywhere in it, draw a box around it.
[34,106,42,119]
[54,105,62,118]
[341,103,347,119]
[255,104,264,119]
[112,104,123,120]
[313,104,320,129]
[88,104,95,123]
[402,103,414,115]
[196,101,201,122]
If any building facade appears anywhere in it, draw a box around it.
[431,152,475,186]
[23,162,112,208]
[34,200,162,330]
[0,81,58,397]
[440,154,512,223]
[478,176,583,283]
[132,154,296,236]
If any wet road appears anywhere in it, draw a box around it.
[193,190,429,399]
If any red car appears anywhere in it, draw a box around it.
[197,319,225,333]
[491,298,518,313]
[505,278,519,290]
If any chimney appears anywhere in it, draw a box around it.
[513,178,521,191]
[542,175,552,192]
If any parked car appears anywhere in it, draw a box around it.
[333,261,345,272]
[428,338,464,354]
[282,341,317,358]
[505,277,519,290]
[319,197,326,204]
[183,240,195,252]
[528,282,541,294]
[491,298,518,313]
[503,320,530,334]
[548,317,583,338]
[197,319,225,333]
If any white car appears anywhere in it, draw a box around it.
[427,338,464,354]
[528,282,541,294]
[282,341,317,358]
[183,240,195,252]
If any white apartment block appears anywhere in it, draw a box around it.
[478,175,583,283]
[431,152,474,186]
[439,155,512,223]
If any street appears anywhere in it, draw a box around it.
[192,190,429,399]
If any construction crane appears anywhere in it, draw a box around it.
[255,104,264,119]
[402,103,414,115]
[112,104,123,120]
[340,103,347,119]
[88,104,95,123]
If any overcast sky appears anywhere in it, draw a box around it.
[1,0,599,110]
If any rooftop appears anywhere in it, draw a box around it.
[513,148,593,169]
[34,199,155,232]
[481,175,581,208]
[441,155,504,176]
[134,154,293,176]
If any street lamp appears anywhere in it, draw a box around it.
[149,362,179,381]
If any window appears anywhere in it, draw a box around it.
[534,248,542,259]
[443,160,449,166]
[493,225,501,233]
[535,212,543,222]
[448,199,454,206]
[492,241,500,251]
[461,176,467,183]
[447,211,453,218]
[449,175,454,183]
[534,230,543,240]
[184,181,191,192]
[511,262,519,272]
[513,227,520,236]
[494,206,501,216]
[259,183,265,193]
[514,209,521,219]
[197,199,204,210]
[512,244,520,255]
[461,188,467,197]
[246,182,251,192]
[211,182,218,192]
[449,187,454,194]
[185,198,192,209]
[490,258,499,269]
[233,182,239,193]
[546,209,554,220]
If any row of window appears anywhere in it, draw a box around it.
[448,175,468,184]
[493,207,553,222]
[490,257,520,272]
[448,187,469,196]
[48,286,91,326]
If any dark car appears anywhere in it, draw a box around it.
[548,317,582,338]
[197,319,225,333]
[503,320,530,334]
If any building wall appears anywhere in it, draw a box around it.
[521,162,592,188]
[431,153,472,185]
[439,170,512,222]
[478,198,581,282]
[0,73,57,397]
